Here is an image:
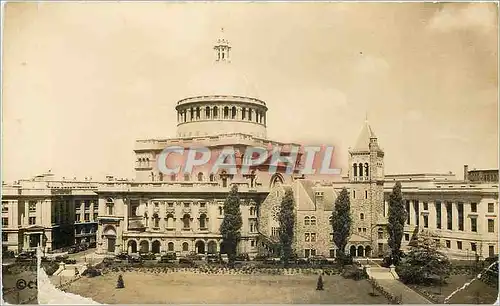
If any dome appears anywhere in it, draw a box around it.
[186,61,259,99]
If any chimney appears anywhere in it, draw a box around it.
[464,165,469,181]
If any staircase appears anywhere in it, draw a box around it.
[366,266,399,280]
[257,232,280,256]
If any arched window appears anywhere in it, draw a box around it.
[209,173,215,182]
[377,228,384,239]
[205,106,210,118]
[170,173,176,181]
[358,163,363,177]
[365,163,369,177]
[360,213,364,220]
[221,171,228,188]
[168,242,174,252]
[151,172,155,181]
[231,106,236,119]
[353,163,358,177]
[182,214,190,229]
[153,213,160,228]
[353,190,356,199]
[310,216,316,226]
[219,206,223,216]
[248,109,253,121]
[182,242,189,252]
[365,190,368,199]
[184,173,190,181]
[144,213,149,227]
[166,214,174,229]
[224,106,229,119]
[304,216,310,225]
[159,172,163,181]
[242,108,246,120]
[190,107,194,120]
[196,107,200,119]
[106,198,114,215]
[197,172,204,182]
[199,214,207,229]
[213,107,218,118]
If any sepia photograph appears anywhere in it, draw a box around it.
[1,1,498,304]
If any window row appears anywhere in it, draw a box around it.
[177,106,266,124]
[304,232,317,242]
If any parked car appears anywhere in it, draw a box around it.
[264,257,280,264]
[206,254,219,263]
[67,247,77,254]
[309,255,329,265]
[179,257,196,266]
[159,252,176,263]
[115,252,129,260]
[253,254,269,262]
[235,253,250,261]
[128,254,142,264]
[16,252,35,262]
[139,252,156,260]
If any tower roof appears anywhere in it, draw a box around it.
[353,120,377,151]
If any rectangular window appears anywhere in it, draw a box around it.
[458,202,464,231]
[471,243,477,252]
[471,218,477,232]
[457,241,462,250]
[404,233,410,241]
[75,214,80,223]
[489,245,495,257]
[488,203,494,213]
[93,213,98,221]
[471,203,477,213]
[29,201,37,212]
[84,213,90,222]
[423,202,428,210]
[445,240,451,248]
[358,227,361,233]
[84,201,91,210]
[311,249,317,256]
[362,228,367,233]
[29,217,36,225]
[305,249,310,258]
[311,233,316,242]
[251,240,255,247]
[446,202,452,230]
[365,190,368,199]
[305,233,310,242]
[488,219,495,233]
[423,215,429,228]
[75,200,81,209]
[2,232,7,241]
[2,217,8,227]
[2,201,8,213]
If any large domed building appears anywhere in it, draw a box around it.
[176,31,268,139]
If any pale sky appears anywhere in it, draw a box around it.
[2,2,498,182]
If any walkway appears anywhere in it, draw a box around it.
[365,261,432,304]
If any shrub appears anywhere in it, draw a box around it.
[341,265,367,280]
[116,274,125,289]
[82,266,102,278]
[42,261,59,276]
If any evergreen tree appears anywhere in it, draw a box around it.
[316,274,324,290]
[220,184,243,264]
[116,274,124,289]
[331,188,352,260]
[278,188,295,267]
[387,182,407,264]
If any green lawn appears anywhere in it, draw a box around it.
[66,272,389,304]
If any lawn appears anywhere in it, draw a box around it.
[408,274,498,304]
[65,272,389,304]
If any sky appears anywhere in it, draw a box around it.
[2,2,498,182]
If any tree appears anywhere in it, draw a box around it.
[219,184,243,264]
[396,230,452,284]
[331,188,352,262]
[387,182,406,264]
[278,188,295,267]
[316,274,324,290]
[116,274,124,288]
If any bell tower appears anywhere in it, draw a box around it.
[214,28,231,63]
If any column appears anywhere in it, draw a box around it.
[123,199,128,232]
[428,201,436,229]
[464,201,470,233]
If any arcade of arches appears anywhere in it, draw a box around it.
[126,239,221,254]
